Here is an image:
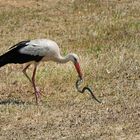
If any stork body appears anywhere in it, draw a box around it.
[0,39,82,103]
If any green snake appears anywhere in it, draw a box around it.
[76,79,101,103]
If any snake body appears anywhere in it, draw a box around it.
[76,79,101,103]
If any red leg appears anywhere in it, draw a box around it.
[22,64,32,83]
[32,64,40,104]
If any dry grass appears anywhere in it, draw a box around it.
[0,0,140,139]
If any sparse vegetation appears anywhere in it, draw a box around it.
[0,0,140,139]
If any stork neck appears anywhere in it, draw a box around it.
[56,54,71,64]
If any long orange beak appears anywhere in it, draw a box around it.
[74,62,83,80]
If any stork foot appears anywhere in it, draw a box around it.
[36,87,41,97]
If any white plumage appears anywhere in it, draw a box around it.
[20,39,60,57]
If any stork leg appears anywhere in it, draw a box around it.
[22,64,32,83]
[23,64,41,104]
[32,64,40,104]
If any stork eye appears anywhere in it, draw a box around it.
[74,57,77,62]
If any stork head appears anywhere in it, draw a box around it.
[69,53,83,80]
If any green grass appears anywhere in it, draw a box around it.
[0,0,140,139]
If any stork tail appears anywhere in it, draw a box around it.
[0,53,10,68]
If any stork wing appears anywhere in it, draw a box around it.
[19,41,49,56]
[9,40,30,50]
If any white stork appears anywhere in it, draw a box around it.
[0,39,83,103]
